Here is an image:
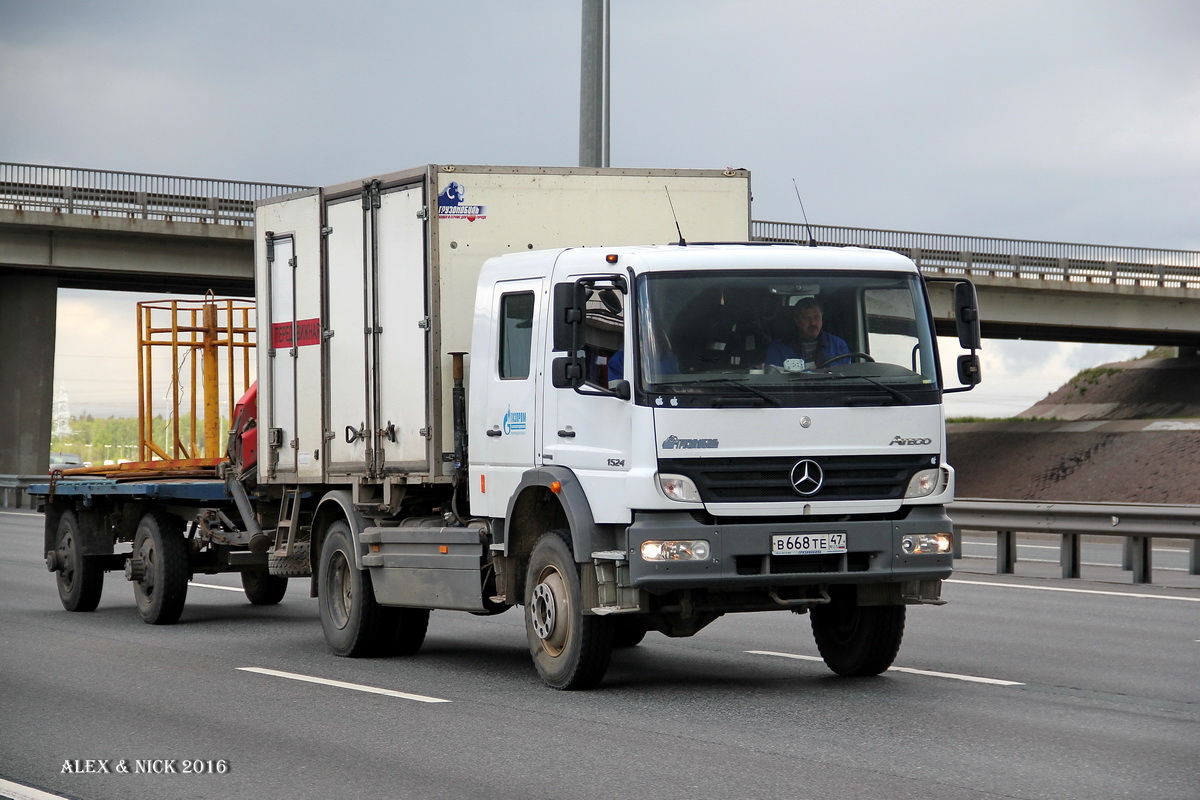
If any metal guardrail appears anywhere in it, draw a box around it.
[754,220,1200,291]
[949,499,1200,584]
[0,475,42,510]
[0,162,308,226]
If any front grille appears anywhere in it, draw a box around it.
[660,453,936,503]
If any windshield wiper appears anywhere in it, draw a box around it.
[678,378,783,407]
[829,374,912,405]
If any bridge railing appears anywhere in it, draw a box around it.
[0,162,308,226]
[754,221,1200,290]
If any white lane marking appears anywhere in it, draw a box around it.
[0,778,72,800]
[189,581,243,592]
[947,578,1200,602]
[237,667,450,704]
[746,650,1023,686]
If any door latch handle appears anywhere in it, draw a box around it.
[486,428,502,437]
[557,429,576,438]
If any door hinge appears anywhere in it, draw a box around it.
[419,427,432,439]
[416,206,428,220]
[288,256,297,268]
[321,225,333,237]
[417,317,431,329]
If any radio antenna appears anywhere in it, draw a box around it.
[792,179,817,247]
[665,185,686,246]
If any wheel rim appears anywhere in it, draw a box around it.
[135,536,157,601]
[825,603,861,644]
[327,550,352,630]
[531,566,570,656]
[58,529,77,591]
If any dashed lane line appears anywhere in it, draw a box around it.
[746,650,1024,686]
[237,666,451,704]
[0,778,71,800]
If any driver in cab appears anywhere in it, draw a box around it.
[765,297,850,368]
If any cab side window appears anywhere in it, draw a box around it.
[499,292,535,379]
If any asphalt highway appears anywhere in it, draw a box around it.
[1,509,1196,800]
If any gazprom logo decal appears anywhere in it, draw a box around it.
[661,435,719,450]
[503,407,527,435]
[438,181,487,221]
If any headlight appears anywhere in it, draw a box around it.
[658,474,701,503]
[904,467,943,498]
[901,533,953,554]
[641,540,711,561]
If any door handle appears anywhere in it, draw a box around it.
[486,428,502,437]
[557,429,576,438]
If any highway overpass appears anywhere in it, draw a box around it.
[3,162,1199,474]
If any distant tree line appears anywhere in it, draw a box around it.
[51,414,228,465]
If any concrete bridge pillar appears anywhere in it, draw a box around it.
[0,273,57,474]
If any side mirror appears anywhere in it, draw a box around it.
[954,282,981,349]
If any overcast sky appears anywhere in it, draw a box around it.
[3,0,1196,418]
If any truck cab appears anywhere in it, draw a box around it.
[469,243,980,686]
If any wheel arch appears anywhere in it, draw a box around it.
[503,467,599,564]
[309,489,373,594]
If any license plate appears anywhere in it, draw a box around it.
[771,532,847,556]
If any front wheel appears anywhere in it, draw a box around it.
[130,512,190,625]
[810,590,905,677]
[525,531,613,690]
[52,510,104,612]
[241,570,288,605]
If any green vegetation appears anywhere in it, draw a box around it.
[51,414,228,465]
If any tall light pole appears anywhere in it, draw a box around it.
[579,0,610,167]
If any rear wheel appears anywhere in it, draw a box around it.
[525,530,613,689]
[810,589,905,676]
[388,608,431,656]
[130,512,189,625]
[52,510,104,612]
[241,570,288,605]
[319,521,391,657]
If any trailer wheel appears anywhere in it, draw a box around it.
[52,510,104,612]
[525,530,613,689]
[810,590,905,677]
[131,512,190,625]
[241,570,288,605]
[318,521,393,657]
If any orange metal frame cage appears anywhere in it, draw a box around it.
[137,294,255,462]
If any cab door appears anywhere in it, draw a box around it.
[477,279,544,517]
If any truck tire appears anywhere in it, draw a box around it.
[319,521,392,657]
[388,608,430,657]
[241,570,288,605]
[52,510,104,612]
[524,530,614,689]
[810,591,905,677]
[131,512,190,625]
[612,616,648,648]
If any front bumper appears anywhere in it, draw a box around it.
[623,505,953,592]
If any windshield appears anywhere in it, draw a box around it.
[631,269,941,407]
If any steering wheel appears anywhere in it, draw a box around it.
[816,352,875,368]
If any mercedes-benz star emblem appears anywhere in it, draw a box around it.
[790,459,824,496]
